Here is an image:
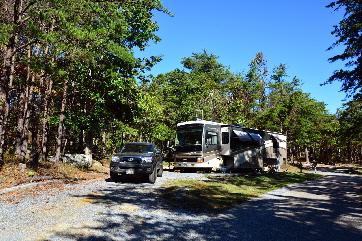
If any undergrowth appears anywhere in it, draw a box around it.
[0,156,109,189]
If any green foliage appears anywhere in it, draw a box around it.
[142,50,343,163]
[1,0,360,165]
[155,50,233,122]
[338,93,362,138]
[336,93,362,162]
[326,1,362,95]
[0,0,170,162]
[27,170,37,176]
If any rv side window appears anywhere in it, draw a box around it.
[273,141,279,149]
[222,132,229,144]
[273,141,279,153]
[206,131,218,145]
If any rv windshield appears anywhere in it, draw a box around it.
[175,126,203,147]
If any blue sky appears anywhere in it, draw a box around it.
[137,0,348,114]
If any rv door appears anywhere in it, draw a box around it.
[220,127,230,155]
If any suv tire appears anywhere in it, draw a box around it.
[157,164,163,177]
[110,172,120,182]
[148,167,157,184]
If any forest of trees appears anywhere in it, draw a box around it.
[0,0,361,169]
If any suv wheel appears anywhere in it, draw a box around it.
[110,172,120,182]
[148,167,157,184]
[157,164,163,177]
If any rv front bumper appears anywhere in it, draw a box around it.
[174,161,214,168]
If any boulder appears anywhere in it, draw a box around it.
[62,154,92,168]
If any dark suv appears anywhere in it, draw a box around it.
[110,142,163,183]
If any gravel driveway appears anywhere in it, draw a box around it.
[0,170,361,241]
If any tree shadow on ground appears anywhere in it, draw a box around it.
[49,174,362,241]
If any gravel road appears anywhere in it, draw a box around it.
[0,170,361,241]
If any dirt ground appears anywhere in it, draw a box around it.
[0,161,110,191]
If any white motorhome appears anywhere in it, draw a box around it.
[173,118,287,172]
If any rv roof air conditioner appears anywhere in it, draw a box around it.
[192,117,202,121]
[207,119,220,123]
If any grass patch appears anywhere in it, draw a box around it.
[159,172,323,214]
[282,163,302,172]
[342,168,362,175]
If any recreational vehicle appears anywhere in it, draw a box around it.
[173,118,287,172]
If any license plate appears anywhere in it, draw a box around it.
[183,162,188,167]
[126,169,134,174]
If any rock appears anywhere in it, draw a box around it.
[62,154,92,168]
[19,163,26,172]
[92,160,103,168]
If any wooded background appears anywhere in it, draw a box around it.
[1,0,361,168]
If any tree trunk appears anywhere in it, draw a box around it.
[0,0,28,167]
[54,79,69,163]
[41,78,53,162]
[305,147,309,163]
[0,44,16,168]
[38,21,54,162]
[78,130,84,153]
[101,131,107,158]
[84,131,93,166]
[15,44,34,160]
[345,140,350,163]
[29,72,44,166]
[29,117,39,166]
[15,84,33,161]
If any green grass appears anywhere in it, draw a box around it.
[342,168,362,175]
[159,172,323,214]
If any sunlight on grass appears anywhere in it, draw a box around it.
[342,168,362,175]
[159,172,323,214]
